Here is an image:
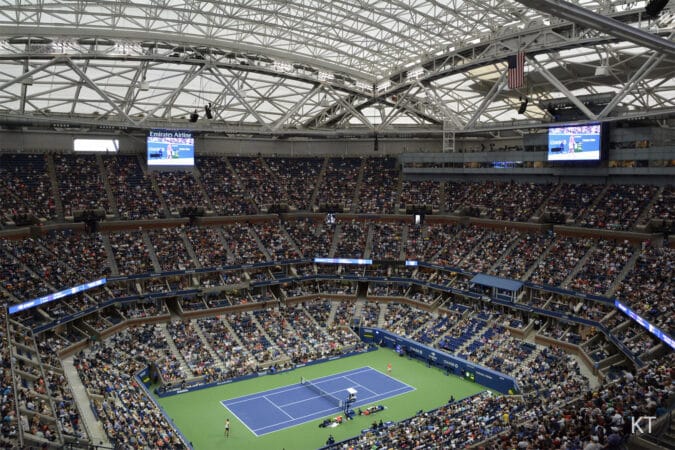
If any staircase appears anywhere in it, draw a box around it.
[180,229,201,269]
[142,231,163,272]
[363,224,375,259]
[635,185,664,227]
[96,154,118,217]
[100,233,120,276]
[248,226,272,261]
[350,158,366,212]
[309,157,328,210]
[532,183,562,220]
[191,168,214,212]
[190,320,222,368]
[605,246,641,297]
[159,322,192,377]
[328,222,342,258]
[439,181,448,213]
[562,244,596,288]
[148,171,172,217]
[225,156,259,214]
[279,221,304,257]
[61,355,111,447]
[46,154,64,219]
[326,301,339,326]
[399,224,409,260]
[522,237,556,282]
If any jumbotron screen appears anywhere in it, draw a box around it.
[147,129,195,166]
[547,123,602,161]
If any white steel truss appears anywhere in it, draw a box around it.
[0,0,673,136]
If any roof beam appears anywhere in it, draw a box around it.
[530,57,598,121]
[64,58,136,124]
[514,0,675,58]
[598,51,667,118]
[464,70,507,130]
[271,84,320,131]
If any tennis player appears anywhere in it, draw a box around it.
[225,418,230,437]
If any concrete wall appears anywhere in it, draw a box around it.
[0,130,442,156]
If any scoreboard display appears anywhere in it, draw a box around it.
[147,129,195,167]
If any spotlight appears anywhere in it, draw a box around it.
[189,110,199,122]
[204,103,213,120]
[517,97,528,114]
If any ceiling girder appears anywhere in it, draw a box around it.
[598,51,667,119]
[514,0,675,58]
[530,58,598,121]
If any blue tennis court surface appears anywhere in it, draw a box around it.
[221,366,415,436]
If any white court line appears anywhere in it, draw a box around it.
[342,375,377,396]
[224,383,307,406]
[220,400,259,437]
[364,364,417,391]
[263,395,295,420]
[220,366,416,436]
[253,384,415,434]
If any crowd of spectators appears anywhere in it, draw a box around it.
[614,244,673,332]
[1,309,19,448]
[578,184,659,230]
[0,153,56,222]
[1,162,673,450]
[461,228,519,274]
[529,236,594,287]
[72,325,187,448]
[228,157,286,210]
[184,226,229,268]
[447,181,554,222]
[166,321,216,377]
[196,317,248,379]
[253,222,303,260]
[221,223,268,264]
[642,185,673,223]
[405,223,461,261]
[542,183,605,222]
[147,227,196,271]
[357,158,399,214]
[315,158,362,211]
[54,154,110,216]
[369,222,402,260]
[399,180,442,211]
[196,156,256,216]
[283,218,335,257]
[153,171,208,213]
[568,239,635,296]
[0,154,670,229]
[435,224,490,267]
[103,155,163,220]
[334,221,368,258]
[108,230,155,275]
[331,391,524,449]
[265,157,323,211]
[0,241,53,305]
[491,231,553,280]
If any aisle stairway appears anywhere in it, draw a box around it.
[61,355,111,447]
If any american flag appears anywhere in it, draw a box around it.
[507,52,525,89]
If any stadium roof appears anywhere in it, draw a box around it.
[0,0,673,137]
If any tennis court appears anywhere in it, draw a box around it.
[221,366,414,436]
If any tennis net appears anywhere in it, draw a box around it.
[300,377,342,408]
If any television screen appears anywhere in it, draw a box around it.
[547,123,602,161]
[147,130,194,166]
[74,138,119,152]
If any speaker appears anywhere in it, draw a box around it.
[518,98,528,114]
[645,0,669,18]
